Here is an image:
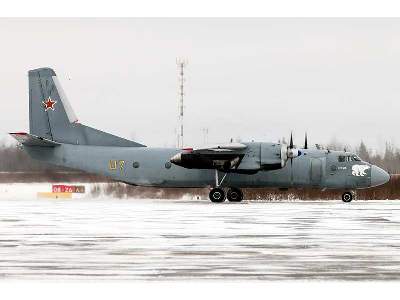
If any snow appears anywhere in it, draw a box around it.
[0,184,399,280]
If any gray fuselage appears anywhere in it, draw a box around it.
[25,142,389,190]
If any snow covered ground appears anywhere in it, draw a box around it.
[0,183,92,200]
[0,183,400,280]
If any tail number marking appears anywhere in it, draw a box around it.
[109,160,125,171]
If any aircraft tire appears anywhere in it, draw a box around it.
[209,188,226,203]
[227,188,243,202]
[342,192,353,203]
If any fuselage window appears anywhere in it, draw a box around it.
[338,156,345,162]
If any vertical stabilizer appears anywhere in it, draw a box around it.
[29,68,57,140]
[28,68,145,147]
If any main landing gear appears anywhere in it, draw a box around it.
[209,170,244,203]
[209,188,226,203]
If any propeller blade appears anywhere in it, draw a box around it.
[289,132,293,149]
[304,132,308,149]
[290,157,293,185]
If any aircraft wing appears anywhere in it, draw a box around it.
[190,142,248,153]
[9,132,61,147]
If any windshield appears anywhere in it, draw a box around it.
[338,154,362,162]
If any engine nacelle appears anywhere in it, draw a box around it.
[170,151,240,170]
[171,142,299,174]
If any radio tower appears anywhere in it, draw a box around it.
[177,58,188,148]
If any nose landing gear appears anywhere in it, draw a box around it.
[342,191,355,203]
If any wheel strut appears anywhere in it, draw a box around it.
[215,169,227,187]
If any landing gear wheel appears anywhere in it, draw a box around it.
[227,188,244,202]
[342,192,353,203]
[209,188,226,203]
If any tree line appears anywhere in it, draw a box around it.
[325,140,400,175]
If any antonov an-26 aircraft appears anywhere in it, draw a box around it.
[10,68,390,203]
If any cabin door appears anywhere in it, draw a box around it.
[310,159,322,186]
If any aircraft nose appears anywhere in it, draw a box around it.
[370,165,390,187]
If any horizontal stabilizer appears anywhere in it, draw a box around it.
[9,132,61,147]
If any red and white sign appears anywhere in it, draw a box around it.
[52,185,85,194]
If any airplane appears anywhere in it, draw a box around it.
[10,67,390,203]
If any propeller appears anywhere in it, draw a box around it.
[289,132,294,149]
[280,132,301,168]
[289,133,294,186]
[304,132,308,149]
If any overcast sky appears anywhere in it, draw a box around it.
[1,18,399,151]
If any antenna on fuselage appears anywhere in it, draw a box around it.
[202,128,209,145]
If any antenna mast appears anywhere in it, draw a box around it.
[176,58,188,148]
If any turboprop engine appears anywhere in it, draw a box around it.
[170,143,247,171]
[170,133,306,174]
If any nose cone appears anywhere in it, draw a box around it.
[170,153,182,164]
[370,165,390,187]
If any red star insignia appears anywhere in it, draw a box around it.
[42,97,57,111]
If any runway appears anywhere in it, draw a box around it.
[1,197,400,280]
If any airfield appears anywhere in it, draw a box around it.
[0,183,399,280]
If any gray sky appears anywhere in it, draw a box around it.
[1,18,399,151]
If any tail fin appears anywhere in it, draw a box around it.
[28,68,145,147]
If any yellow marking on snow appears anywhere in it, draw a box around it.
[37,192,72,199]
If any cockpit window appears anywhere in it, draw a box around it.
[338,155,361,162]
